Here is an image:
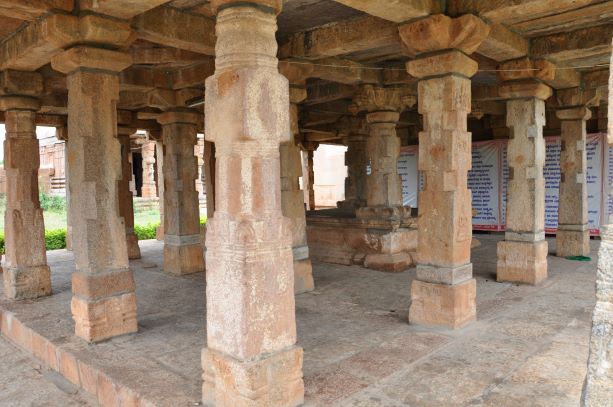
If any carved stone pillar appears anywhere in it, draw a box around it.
[400,14,490,328]
[0,75,52,299]
[202,1,304,405]
[496,58,553,285]
[556,106,591,257]
[337,116,368,210]
[141,140,157,198]
[281,88,314,294]
[157,110,205,275]
[118,128,141,260]
[52,40,138,342]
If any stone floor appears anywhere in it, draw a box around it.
[0,234,598,406]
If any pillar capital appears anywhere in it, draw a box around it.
[211,0,283,15]
[0,95,40,112]
[51,46,132,75]
[351,85,415,114]
[556,106,592,121]
[407,50,478,79]
[157,109,202,126]
[557,86,607,109]
[499,80,552,101]
[497,58,554,101]
[398,14,490,58]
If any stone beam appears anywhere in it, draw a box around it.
[331,0,439,23]
[167,60,216,89]
[0,13,132,71]
[79,0,170,19]
[530,24,613,65]
[477,23,528,62]
[279,16,399,60]
[131,47,205,65]
[0,0,72,20]
[305,82,356,105]
[448,0,601,25]
[133,6,216,55]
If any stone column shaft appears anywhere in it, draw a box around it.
[399,14,490,328]
[1,97,51,299]
[52,46,137,342]
[203,140,215,218]
[158,110,205,275]
[155,139,165,239]
[343,134,368,207]
[203,2,304,406]
[306,148,316,210]
[118,132,141,259]
[556,107,590,257]
[141,140,157,198]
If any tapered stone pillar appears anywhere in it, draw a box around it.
[282,90,314,294]
[400,14,490,327]
[496,58,553,285]
[157,110,205,275]
[337,116,368,210]
[0,91,52,300]
[118,129,141,260]
[155,139,165,240]
[202,1,304,406]
[556,107,591,257]
[52,44,138,342]
[141,140,157,198]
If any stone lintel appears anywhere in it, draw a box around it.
[398,14,490,57]
[51,46,132,75]
[210,0,283,15]
[72,269,135,301]
[117,126,137,137]
[406,50,478,79]
[557,87,607,109]
[0,96,41,112]
[556,106,592,121]
[0,70,44,97]
[0,0,74,21]
[504,230,546,243]
[157,109,202,126]
[366,111,401,124]
[477,23,528,62]
[416,263,473,285]
[499,79,552,100]
[333,0,438,23]
[558,223,589,232]
[79,0,170,19]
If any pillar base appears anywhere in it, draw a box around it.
[126,232,141,260]
[556,229,590,258]
[202,346,304,407]
[408,278,476,329]
[163,242,205,275]
[364,252,413,272]
[2,265,52,300]
[497,240,548,285]
[294,259,314,294]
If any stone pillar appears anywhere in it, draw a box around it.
[141,140,157,198]
[281,89,314,294]
[155,139,165,240]
[118,128,142,260]
[305,144,317,210]
[400,14,490,328]
[51,44,137,342]
[56,126,73,251]
[203,141,215,218]
[496,58,554,285]
[202,1,304,406]
[556,106,591,257]
[337,116,368,210]
[0,91,52,300]
[157,110,205,275]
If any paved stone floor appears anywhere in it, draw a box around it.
[0,335,95,406]
[0,234,597,406]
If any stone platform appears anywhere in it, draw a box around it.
[0,235,598,406]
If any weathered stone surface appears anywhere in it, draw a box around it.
[408,278,476,328]
[1,97,51,300]
[332,0,438,23]
[477,23,529,62]
[53,48,138,342]
[140,140,157,198]
[117,132,142,260]
[497,240,548,285]
[0,0,73,20]
[155,140,165,240]
[203,3,304,405]
[157,110,205,275]
[79,0,169,19]
[336,116,368,209]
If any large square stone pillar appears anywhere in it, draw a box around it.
[399,14,490,328]
[202,1,304,406]
[52,45,138,342]
[157,110,205,275]
[556,107,591,257]
[118,129,141,259]
[0,93,51,300]
[496,58,553,285]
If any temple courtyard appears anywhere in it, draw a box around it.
[0,235,597,406]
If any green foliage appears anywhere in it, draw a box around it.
[134,223,159,240]
[39,193,66,213]
[0,229,66,254]
[200,216,207,225]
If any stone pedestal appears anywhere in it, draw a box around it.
[141,140,157,198]
[0,95,52,300]
[158,110,205,275]
[203,2,304,406]
[52,45,138,342]
[497,83,551,285]
[556,107,591,257]
[400,14,490,328]
[118,131,142,260]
